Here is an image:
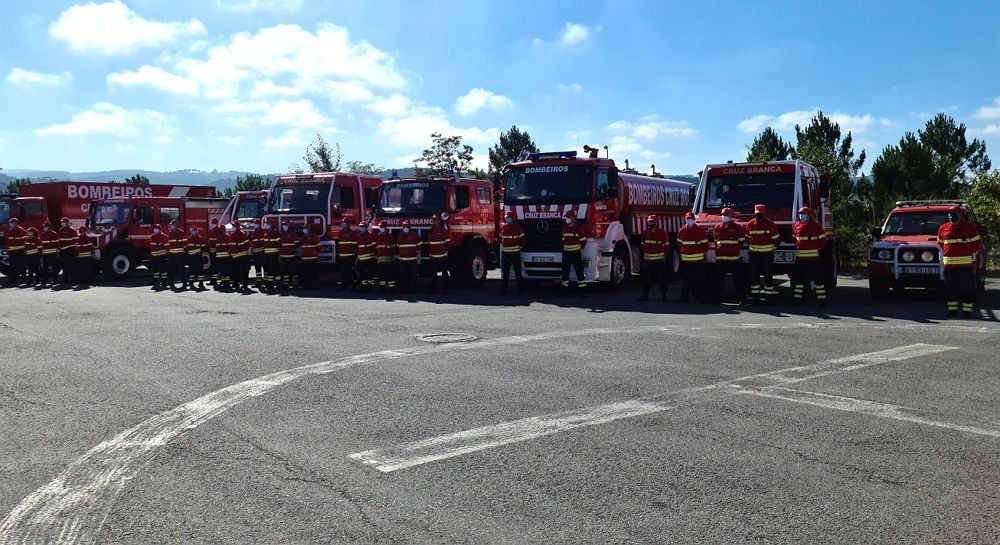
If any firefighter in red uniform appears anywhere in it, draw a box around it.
[560,210,587,297]
[639,215,669,302]
[4,217,27,285]
[215,223,233,290]
[39,221,61,286]
[207,218,223,285]
[76,226,94,287]
[186,226,207,290]
[938,206,982,318]
[57,217,78,285]
[262,220,280,292]
[498,211,525,295]
[249,220,266,289]
[167,220,188,289]
[299,226,322,290]
[396,220,421,295]
[713,207,746,304]
[229,221,251,292]
[677,211,708,303]
[375,221,397,293]
[149,224,169,290]
[25,228,41,286]
[792,207,828,308]
[336,219,358,291]
[278,221,299,290]
[427,214,450,294]
[745,204,780,305]
[355,221,377,291]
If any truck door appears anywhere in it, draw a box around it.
[158,205,182,228]
[475,185,493,236]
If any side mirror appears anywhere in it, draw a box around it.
[606,167,619,198]
[818,180,830,199]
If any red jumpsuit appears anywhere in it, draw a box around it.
[427,225,450,292]
[677,224,708,302]
[938,219,982,315]
[745,215,780,300]
[640,226,669,299]
[396,229,421,294]
[713,220,746,301]
[356,230,377,290]
[792,219,828,304]
[337,226,358,289]
[149,230,169,288]
[499,221,525,293]
[375,230,397,291]
[560,222,587,291]
[299,231,322,289]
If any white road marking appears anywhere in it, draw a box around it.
[350,343,957,472]
[741,387,1000,438]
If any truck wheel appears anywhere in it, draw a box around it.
[203,252,213,272]
[608,245,630,291]
[103,247,137,280]
[869,279,890,300]
[461,246,487,287]
[824,244,839,288]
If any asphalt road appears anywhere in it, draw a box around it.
[1,270,999,544]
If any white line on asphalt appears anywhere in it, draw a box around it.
[741,387,1000,438]
[349,343,957,473]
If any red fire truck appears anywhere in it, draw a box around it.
[692,160,838,287]
[262,172,382,265]
[501,150,695,288]
[219,190,269,230]
[373,175,499,286]
[86,195,228,279]
[867,199,987,298]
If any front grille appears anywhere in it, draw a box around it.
[520,219,564,252]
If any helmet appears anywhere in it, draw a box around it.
[797,206,811,215]
[210,218,219,225]
[152,223,161,230]
[60,217,69,223]
[27,227,38,235]
[721,207,734,216]
[432,213,441,221]
[378,221,386,227]
[42,220,51,227]
[402,220,411,227]
[9,217,18,224]
[684,211,695,220]
[281,221,289,226]
[358,221,368,228]
[646,215,657,223]
[753,204,766,214]
[948,205,961,213]
[78,226,87,233]
[169,219,178,226]
[505,210,516,219]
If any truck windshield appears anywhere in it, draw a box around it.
[236,197,265,220]
[883,212,950,236]
[268,185,330,214]
[504,166,594,204]
[704,174,795,210]
[89,202,130,226]
[0,198,10,224]
[379,181,447,215]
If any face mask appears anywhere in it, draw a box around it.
[403,227,410,233]
[43,227,50,233]
[647,223,656,230]
[798,214,809,222]
[281,226,288,232]
[191,230,198,236]
[505,217,513,224]
[721,215,731,224]
[61,222,69,228]
[686,219,695,227]
[565,218,572,225]
[263,223,271,230]
[359,227,367,233]
[341,223,348,230]
[153,229,160,234]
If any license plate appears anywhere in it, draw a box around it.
[900,266,938,275]
[773,251,796,264]
[531,256,556,263]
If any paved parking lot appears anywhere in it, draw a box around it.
[1,272,999,544]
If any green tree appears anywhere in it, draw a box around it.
[303,133,341,173]
[467,168,490,181]
[967,169,1000,267]
[124,173,150,185]
[746,127,794,162]
[344,160,385,176]
[222,173,272,198]
[416,132,474,176]
[4,177,31,193]
[488,125,538,173]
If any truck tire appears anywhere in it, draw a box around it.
[459,245,487,287]
[203,252,213,272]
[608,245,630,291]
[102,247,137,280]
[824,243,839,288]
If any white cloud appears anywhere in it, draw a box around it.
[49,0,206,55]
[607,115,696,139]
[556,83,583,94]
[210,132,246,145]
[5,68,72,86]
[828,113,874,134]
[737,109,874,134]
[261,99,327,128]
[970,124,1000,137]
[736,114,772,134]
[366,93,412,118]
[263,128,309,149]
[879,117,896,129]
[35,102,175,143]
[370,94,498,149]
[974,98,1000,121]
[559,23,600,46]
[454,88,512,116]
[216,0,302,12]
[107,65,199,96]
[250,79,302,98]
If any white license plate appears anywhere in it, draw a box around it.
[773,251,796,264]
[900,266,938,275]
[531,256,556,263]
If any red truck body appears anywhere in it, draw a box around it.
[262,172,382,265]
[373,176,500,285]
[219,190,269,229]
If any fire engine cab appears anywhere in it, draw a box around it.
[219,190,269,230]
[502,150,694,288]
[867,199,987,298]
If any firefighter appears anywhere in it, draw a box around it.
[39,221,61,286]
[278,221,299,290]
[299,226,322,289]
[336,218,358,291]
[677,211,708,303]
[938,205,982,318]
[149,224,169,290]
[397,220,421,295]
[57,217,78,285]
[4,217,27,285]
[714,207,747,304]
[427,214,450,294]
[186,226,207,290]
[76,226,94,287]
[215,223,232,290]
[745,204,780,305]
[249,220,266,289]
[24,228,41,286]
[207,218,223,285]
[639,215,669,302]
[375,221,397,293]
[560,210,587,297]
[229,221,251,292]
[498,211,524,295]
[792,207,828,308]
[167,220,188,290]
[262,220,281,292]
[355,221,377,292]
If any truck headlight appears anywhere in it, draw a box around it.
[921,251,935,262]
[877,249,891,260]
[902,251,915,262]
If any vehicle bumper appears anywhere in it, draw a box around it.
[520,247,600,282]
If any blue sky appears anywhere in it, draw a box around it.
[2,0,998,175]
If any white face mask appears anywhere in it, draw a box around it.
[191,230,198,236]
[153,228,160,234]
[43,227,50,233]
[263,223,271,230]
[281,226,288,232]
[798,214,809,222]
[721,215,731,224]
[565,218,572,225]
[359,227,367,233]
[403,227,410,233]
[505,217,513,224]
[61,222,69,228]
[686,219,695,227]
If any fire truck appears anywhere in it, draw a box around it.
[0,181,218,274]
[692,160,838,287]
[501,150,695,288]
[867,199,987,298]
[219,190,269,230]
[86,195,228,279]
[262,172,382,265]
[374,175,499,286]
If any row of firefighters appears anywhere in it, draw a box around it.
[1,205,983,315]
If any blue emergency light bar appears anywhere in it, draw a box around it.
[527,151,577,161]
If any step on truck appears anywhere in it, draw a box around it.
[501,149,695,288]
[374,175,499,286]
[692,160,837,288]
[867,199,987,298]
[262,172,382,265]
[86,195,228,279]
